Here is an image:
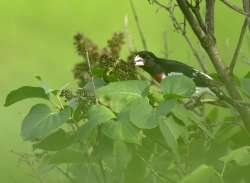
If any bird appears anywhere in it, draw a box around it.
[133,51,234,108]
[133,51,214,87]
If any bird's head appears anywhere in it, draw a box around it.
[133,51,158,67]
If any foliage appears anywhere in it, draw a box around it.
[5,1,250,183]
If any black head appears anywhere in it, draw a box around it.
[133,51,158,67]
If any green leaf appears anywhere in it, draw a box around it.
[220,146,250,166]
[77,121,98,141]
[102,109,141,144]
[181,165,223,183]
[156,99,177,116]
[96,80,150,113]
[129,98,176,129]
[148,85,164,103]
[159,116,186,154]
[21,104,71,141]
[4,86,49,106]
[102,120,141,144]
[77,105,116,141]
[113,141,132,170]
[129,98,156,129]
[160,75,196,98]
[33,129,75,151]
[172,104,213,138]
[48,149,86,164]
[88,105,116,125]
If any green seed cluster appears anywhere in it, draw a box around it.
[60,89,74,101]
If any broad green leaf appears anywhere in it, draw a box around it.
[33,129,75,151]
[215,124,241,143]
[77,105,116,141]
[172,104,213,138]
[181,165,223,183]
[156,99,177,116]
[129,98,176,129]
[49,149,86,164]
[220,146,250,166]
[102,108,141,144]
[113,141,132,170]
[159,116,186,154]
[160,75,196,98]
[96,80,150,112]
[88,105,116,124]
[129,98,156,129]
[21,104,71,141]
[102,120,141,144]
[77,121,98,141]
[148,85,164,103]
[4,86,48,106]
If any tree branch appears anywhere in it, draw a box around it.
[205,0,215,35]
[176,0,250,132]
[153,0,208,73]
[229,18,248,74]
[190,0,207,32]
[220,0,250,17]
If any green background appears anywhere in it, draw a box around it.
[0,0,248,182]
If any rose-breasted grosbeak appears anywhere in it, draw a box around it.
[133,51,214,87]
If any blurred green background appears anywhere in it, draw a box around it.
[0,0,249,182]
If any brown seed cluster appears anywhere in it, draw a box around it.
[72,32,137,86]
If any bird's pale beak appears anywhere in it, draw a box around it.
[134,55,145,66]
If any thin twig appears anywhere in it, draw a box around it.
[124,15,135,53]
[98,160,107,183]
[129,0,148,50]
[219,0,250,17]
[162,31,169,58]
[229,18,248,74]
[136,153,177,183]
[153,0,208,73]
[56,166,77,183]
[85,50,98,104]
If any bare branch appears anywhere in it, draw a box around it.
[153,0,208,73]
[205,0,215,35]
[220,0,250,17]
[176,0,250,132]
[229,18,248,74]
[129,0,148,50]
[189,0,207,32]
